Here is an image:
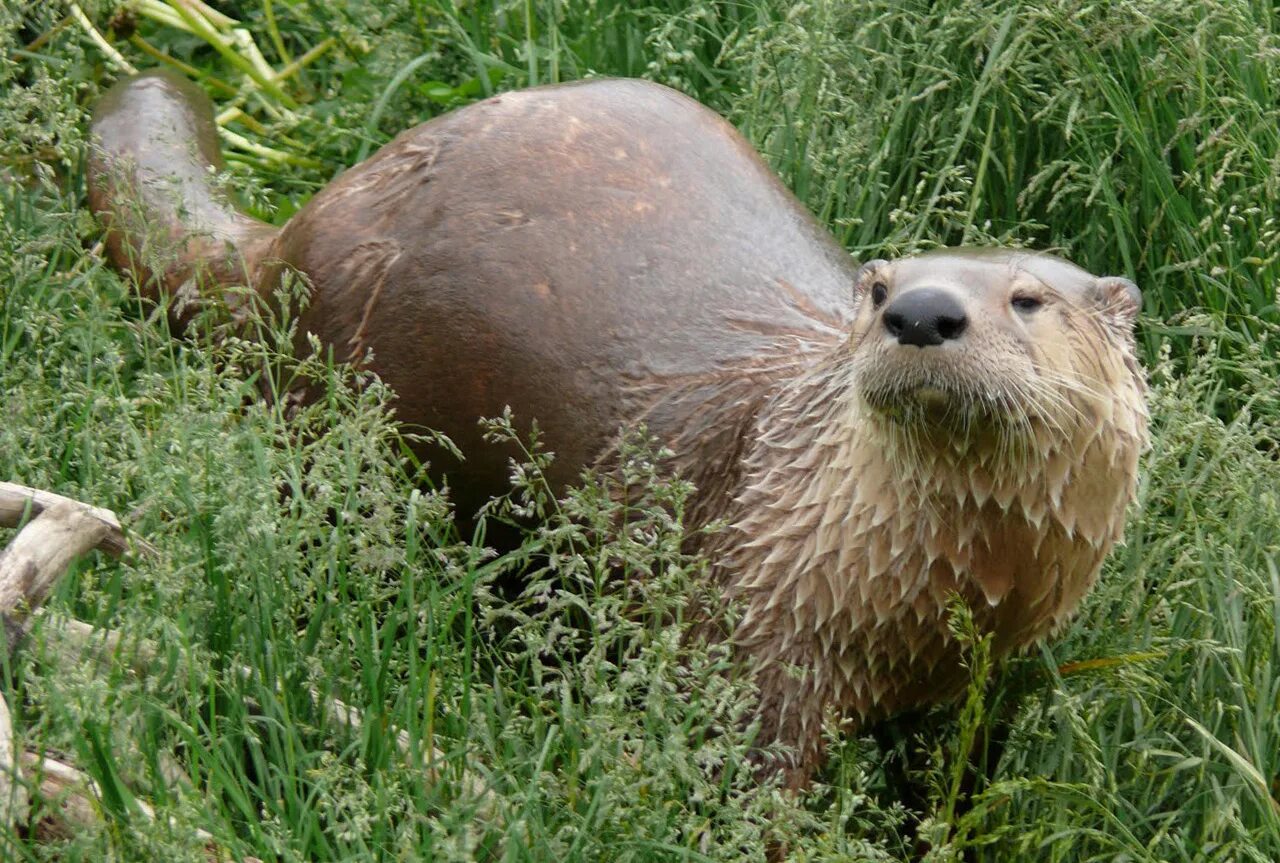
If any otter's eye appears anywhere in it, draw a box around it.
[1011,295,1043,313]
[871,282,888,308]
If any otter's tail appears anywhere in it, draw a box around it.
[87,69,280,321]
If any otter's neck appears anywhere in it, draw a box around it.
[712,347,1143,719]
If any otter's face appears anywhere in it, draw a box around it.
[847,248,1142,442]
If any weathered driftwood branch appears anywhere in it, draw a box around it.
[0,485,127,845]
[0,692,27,837]
[18,752,214,844]
[0,501,109,621]
[19,752,113,841]
[0,485,148,654]
[0,482,134,559]
[28,611,151,674]
[0,486,129,845]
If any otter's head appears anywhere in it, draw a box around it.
[847,248,1145,466]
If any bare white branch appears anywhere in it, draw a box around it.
[18,752,212,842]
[0,502,109,620]
[0,692,27,838]
[0,482,145,559]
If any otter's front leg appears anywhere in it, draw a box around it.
[742,646,842,790]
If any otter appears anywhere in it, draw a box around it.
[87,70,1147,786]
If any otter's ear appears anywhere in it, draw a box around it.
[853,259,889,302]
[1087,276,1142,329]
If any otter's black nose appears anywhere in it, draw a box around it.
[882,288,968,347]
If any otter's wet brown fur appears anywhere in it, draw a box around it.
[87,70,1147,788]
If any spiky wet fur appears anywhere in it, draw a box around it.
[706,288,1148,787]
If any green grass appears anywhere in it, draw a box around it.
[3,0,1280,860]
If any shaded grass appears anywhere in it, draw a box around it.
[721,1,1280,335]
[2,0,1280,860]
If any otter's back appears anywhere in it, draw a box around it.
[279,79,857,510]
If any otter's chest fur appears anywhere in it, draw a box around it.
[703,360,1142,774]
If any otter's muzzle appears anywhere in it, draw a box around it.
[882,288,968,348]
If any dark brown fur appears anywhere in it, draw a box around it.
[89,70,854,521]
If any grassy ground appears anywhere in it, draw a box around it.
[3,0,1280,860]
